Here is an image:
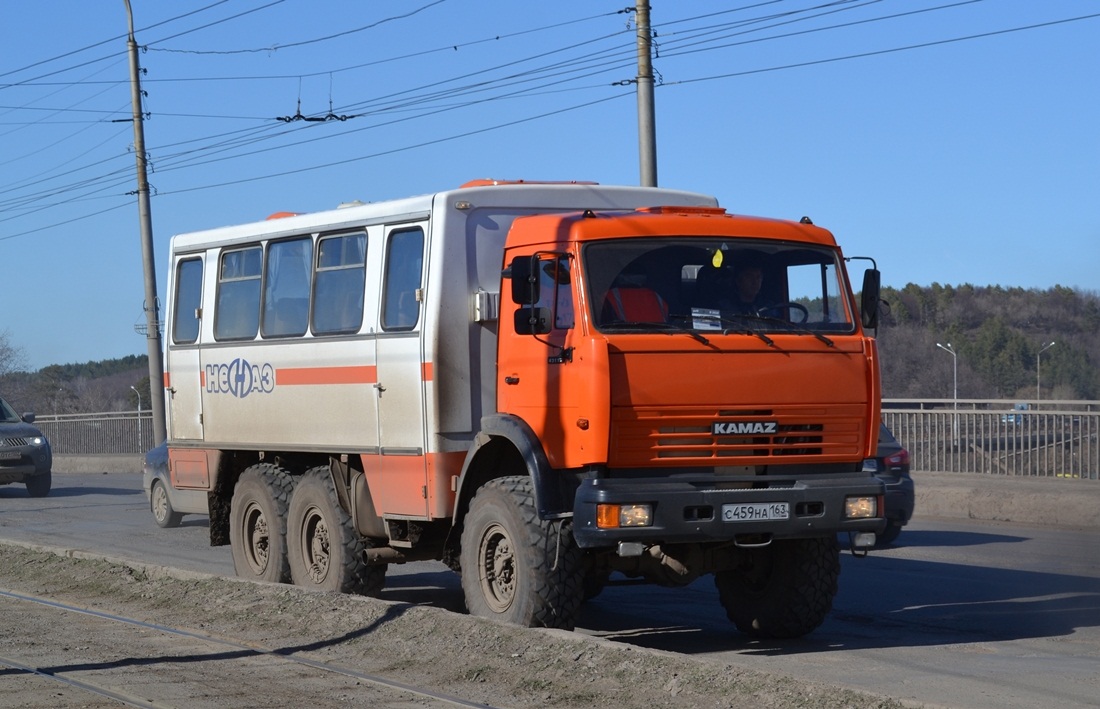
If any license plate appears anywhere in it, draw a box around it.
[722,502,789,522]
[0,451,20,459]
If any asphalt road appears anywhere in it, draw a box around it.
[2,472,1098,708]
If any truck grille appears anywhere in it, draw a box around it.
[609,406,866,467]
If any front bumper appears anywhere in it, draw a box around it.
[572,472,885,549]
[0,446,52,484]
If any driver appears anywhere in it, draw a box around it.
[728,261,763,314]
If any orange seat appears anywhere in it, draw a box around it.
[605,286,669,322]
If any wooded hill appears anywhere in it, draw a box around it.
[2,285,1097,414]
[877,284,1099,400]
[0,355,150,416]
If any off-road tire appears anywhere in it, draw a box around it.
[230,464,295,584]
[151,479,183,528]
[460,476,584,629]
[715,536,840,639]
[25,470,51,498]
[287,467,385,596]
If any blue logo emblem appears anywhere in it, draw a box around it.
[206,359,275,398]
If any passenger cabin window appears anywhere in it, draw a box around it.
[313,233,366,335]
[262,237,312,338]
[215,246,262,340]
[172,258,203,344]
[382,227,424,331]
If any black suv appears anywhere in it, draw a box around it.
[864,424,914,546]
[0,395,52,497]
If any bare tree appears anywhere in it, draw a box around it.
[0,330,27,378]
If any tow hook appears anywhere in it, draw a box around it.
[647,545,689,576]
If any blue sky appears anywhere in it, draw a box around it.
[1,0,1096,370]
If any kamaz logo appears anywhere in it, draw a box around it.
[712,421,778,435]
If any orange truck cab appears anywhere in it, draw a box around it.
[486,204,885,636]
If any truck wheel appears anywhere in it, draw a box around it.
[151,479,183,528]
[25,470,51,498]
[460,476,584,629]
[715,536,840,639]
[230,464,295,584]
[287,467,385,596]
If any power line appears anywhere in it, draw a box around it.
[157,92,633,198]
[148,0,447,55]
[0,0,236,86]
[3,4,1096,245]
[665,11,1100,87]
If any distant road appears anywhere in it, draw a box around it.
[3,472,1099,708]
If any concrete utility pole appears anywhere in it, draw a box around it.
[936,342,958,447]
[1037,341,1055,402]
[635,0,658,187]
[124,0,167,445]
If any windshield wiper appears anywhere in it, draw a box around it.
[603,320,710,346]
[723,324,775,347]
[670,313,775,347]
[738,313,835,347]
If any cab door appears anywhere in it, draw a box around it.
[372,224,428,516]
[166,256,205,440]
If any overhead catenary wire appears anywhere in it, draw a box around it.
[2,2,1097,244]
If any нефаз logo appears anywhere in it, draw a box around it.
[205,359,275,398]
[712,421,778,435]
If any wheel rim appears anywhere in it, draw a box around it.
[241,501,271,575]
[299,504,331,584]
[478,522,516,613]
[152,484,169,522]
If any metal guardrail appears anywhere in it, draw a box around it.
[882,404,1099,480]
[35,401,1100,480]
[35,411,156,457]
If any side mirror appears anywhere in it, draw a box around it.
[506,255,539,305]
[21,412,36,424]
[514,307,553,335]
[861,268,881,330]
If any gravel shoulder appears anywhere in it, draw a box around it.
[0,542,911,709]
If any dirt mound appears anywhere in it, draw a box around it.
[0,543,908,708]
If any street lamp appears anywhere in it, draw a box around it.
[130,385,143,449]
[1037,341,1055,402]
[936,342,958,446]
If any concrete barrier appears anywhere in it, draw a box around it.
[54,454,144,475]
[915,470,1100,529]
[52,456,1100,528]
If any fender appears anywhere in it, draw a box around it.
[452,413,579,522]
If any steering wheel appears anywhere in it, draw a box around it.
[758,302,809,324]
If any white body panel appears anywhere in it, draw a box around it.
[163,183,717,459]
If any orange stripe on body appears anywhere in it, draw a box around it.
[276,365,377,385]
[421,362,434,381]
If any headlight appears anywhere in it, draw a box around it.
[844,495,879,519]
[596,503,653,528]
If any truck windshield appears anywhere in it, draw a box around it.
[584,238,855,335]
